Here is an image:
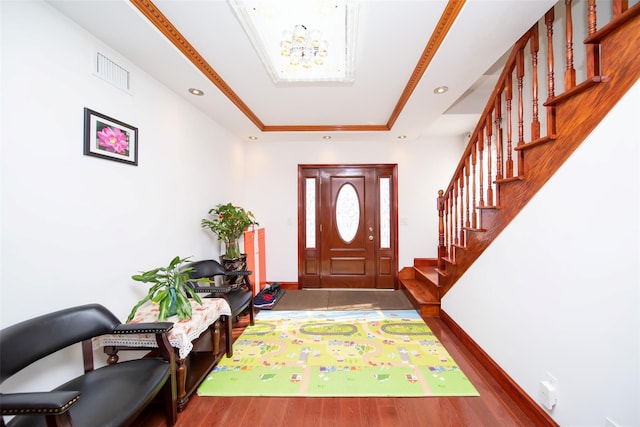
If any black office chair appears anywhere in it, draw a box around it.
[183,259,255,357]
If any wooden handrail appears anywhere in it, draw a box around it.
[435,0,639,288]
[443,30,533,197]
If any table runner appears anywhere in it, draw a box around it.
[94,298,231,359]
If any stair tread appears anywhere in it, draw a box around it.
[414,258,437,268]
[400,278,439,304]
[414,265,439,285]
[464,227,487,232]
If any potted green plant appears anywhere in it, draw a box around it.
[126,255,209,322]
[201,203,258,259]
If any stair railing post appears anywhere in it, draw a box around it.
[505,72,514,178]
[437,190,446,271]
[530,23,541,142]
[478,130,485,208]
[485,114,494,207]
[471,140,478,229]
[464,157,471,231]
[516,46,526,148]
[586,0,600,78]
[545,8,557,136]
[564,0,576,90]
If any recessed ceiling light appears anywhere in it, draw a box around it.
[248,136,258,140]
[322,135,332,140]
[397,135,407,140]
[433,86,448,95]
[188,88,204,96]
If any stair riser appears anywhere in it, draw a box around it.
[403,289,440,318]
[401,275,441,318]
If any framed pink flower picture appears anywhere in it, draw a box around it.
[83,108,138,165]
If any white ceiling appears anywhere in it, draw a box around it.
[47,0,556,143]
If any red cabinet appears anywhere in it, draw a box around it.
[244,227,266,294]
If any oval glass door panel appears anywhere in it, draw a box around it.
[335,183,360,243]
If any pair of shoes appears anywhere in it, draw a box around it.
[254,284,284,309]
[264,282,281,292]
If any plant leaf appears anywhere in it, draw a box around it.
[128,255,198,322]
[157,297,169,321]
[126,293,152,322]
[151,289,168,303]
[183,285,203,305]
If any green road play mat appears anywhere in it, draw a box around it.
[197,310,478,397]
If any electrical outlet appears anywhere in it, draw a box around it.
[539,372,558,410]
[605,417,620,427]
[545,372,558,387]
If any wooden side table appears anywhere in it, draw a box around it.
[94,298,231,411]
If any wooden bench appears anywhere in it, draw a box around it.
[0,304,177,427]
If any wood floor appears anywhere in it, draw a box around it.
[132,313,537,427]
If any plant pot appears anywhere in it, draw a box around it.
[220,253,248,289]
[167,288,178,317]
[223,239,243,259]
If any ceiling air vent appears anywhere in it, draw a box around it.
[94,52,131,93]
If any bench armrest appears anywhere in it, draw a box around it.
[112,322,173,334]
[223,270,252,277]
[0,391,80,415]
[190,286,232,294]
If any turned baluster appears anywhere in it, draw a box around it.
[471,141,478,229]
[453,178,459,248]
[545,8,557,135]
[464,156,471,230]
[613,0,628,19]
[458,175,465,247]
[478,130,485,208]
[494,94,503,183]
[444,192,450,261]
[444,192,449,260]
[505,73,514,178]
[585,0,600,79]
[437,190,446,270]
[587,0,597,35]
[448,193,454,260]
[530,24,541,141]
[485,115,494,207]
[517,48,525,147]
[545,8,555,100]
[564,0,576,90]
[446,192,451,260]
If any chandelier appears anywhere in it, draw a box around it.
[280,25,329,68]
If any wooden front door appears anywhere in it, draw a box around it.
[298,164,397,289]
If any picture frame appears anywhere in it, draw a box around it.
[83,108,138,165]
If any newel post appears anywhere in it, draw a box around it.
[437,190,446,271]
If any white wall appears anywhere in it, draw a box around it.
[0,0,465,393]
[242,135,465,281]
[0,0,243,389]
[443,80,640,426]
[2,2,638,426]
[0,0,465,387]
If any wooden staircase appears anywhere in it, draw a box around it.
[399,259,441,317]
[400,1,640,317]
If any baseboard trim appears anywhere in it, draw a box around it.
[274,282,299,290]
[440,310,558,427]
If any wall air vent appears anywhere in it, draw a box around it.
[94,52,131,93]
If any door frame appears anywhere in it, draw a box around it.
[297,163,399,289]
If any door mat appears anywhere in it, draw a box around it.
[272,290,414,311]
[197,310,478,397]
